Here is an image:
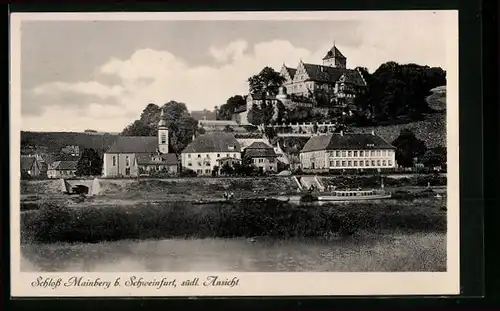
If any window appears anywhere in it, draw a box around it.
[205,169,211,174]
[354,161,358,166]
[354,151,358,157]
[226,154,229,157]
[382,160,387,166]
[377,160,381,166]
[188,154,191,158]
[336,151,341,157]
[206,162,211,167]
[197,154,201,158]
[360,151,364,157]
[360,161,364,167]
[112,156,116,166]
[348,161,352,167]
[342,151,346,157]
[371,160,376,166]
[336,160,340,167]
[348,151,352,157]
[342,161,346,167]
[371,151,375,157]
[161,134,167,144]
[125,167,130,176]
[197,169,202,174]
[188,162,192,166]
[217,154,220,157]
[388,160,393,166]
[125,156,130,167]
[366,160,370,166]
[330,161,335,167]
[206,154,210,158]
[259,159,264,163]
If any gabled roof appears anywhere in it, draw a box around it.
[106,136,158,153]
[301,133,396,153]
[322,45,346,60]
[50,160,78,170]
[182,133,241,153]
[294,63,366,86]
[284,66,297,79]
[20,156,36,171]
[136,153,178,166]
[244,142,277,158]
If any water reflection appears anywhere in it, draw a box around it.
[21,233,446,272]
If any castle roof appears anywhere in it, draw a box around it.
[106,136,158,153]
[301,133,396,153]
[322,45,346,60]
[182,133,241,154]
[283,66,297,79]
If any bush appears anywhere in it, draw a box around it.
[21,199,446,244]
[179,169,197,177]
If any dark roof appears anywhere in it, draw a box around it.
[285,66,297,79]
[244,142,277,157]
[50,160,78,170]
[20,156,36,171]
[246,141,273,149]
[301,133,396,153]
[298,63,366,86]
[106,136,158,153]
[136,153,178,165]
[182,133,241,153]
[190,110,217,121]
[322,45,346,60]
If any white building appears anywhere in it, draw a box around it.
[102,108,178,177]
[300,131,397,172]
[181,133,242,176]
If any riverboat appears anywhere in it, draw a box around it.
[316,189,391,201]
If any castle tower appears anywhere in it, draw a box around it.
[158,108,169,154]
[322,42,347,68]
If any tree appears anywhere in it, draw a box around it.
[217,95,246,120]
[75,148,103,176]
[247,103,263,126]
[313,123,319,133]
[248,67,286,96]
[223,125,235,132]
[121,120,153,136]
[220,162,234,176]
[392,129,428,167]
[264,127,277,140]
[421,146,446,168]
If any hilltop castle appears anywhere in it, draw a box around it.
[233,43,368,125]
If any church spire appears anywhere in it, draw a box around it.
[158,107,167,128]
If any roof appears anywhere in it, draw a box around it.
[106,136,158,153]
[136,153,178,166]
[284,66,297,79]
[289,63,366,86]
[301,133,396,153]
[20,156,36,171]
[182,133,241,153]
[322,45,346,60]
[276,136,310,154]
[49,160,78,170]
[244,142,278,158]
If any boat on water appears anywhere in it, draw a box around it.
[316,189,391,201]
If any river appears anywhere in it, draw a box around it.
[21,232,446,272]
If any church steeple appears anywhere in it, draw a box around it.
[158,107,169,154]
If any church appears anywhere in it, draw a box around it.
[233,43,368,125]
[102,109,178,177]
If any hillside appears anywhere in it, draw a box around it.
[354,86,447,148]
[21,131,119,154]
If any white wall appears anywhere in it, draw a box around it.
[103,153,139,177]
[181,151,241,175]
[301,149,396,170]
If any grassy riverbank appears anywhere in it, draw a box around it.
[21,198,446,244]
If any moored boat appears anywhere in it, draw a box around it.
[317,189,391,201]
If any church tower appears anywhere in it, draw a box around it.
[158,108,169,154]
[322,42,347,68]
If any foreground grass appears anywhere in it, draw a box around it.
[21,231,446,272]
[21,198,446,244]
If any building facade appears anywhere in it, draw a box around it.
[300,132,397,172]
[181,133,241,176]
[243,142,279,173]
[21,155,44,178]
[47,160,78,179]
[102,108,178,178]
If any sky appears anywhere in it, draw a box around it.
[16,11,454,132]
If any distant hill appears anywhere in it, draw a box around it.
[190,110,217,121]
[21,131,120,154]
